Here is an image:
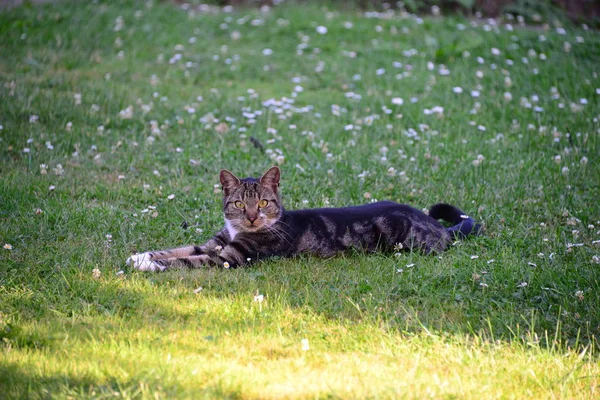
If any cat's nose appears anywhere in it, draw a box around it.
[248,216,257,224]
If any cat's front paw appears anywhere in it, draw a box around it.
[126,252,166,272]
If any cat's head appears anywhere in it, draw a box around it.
[219,166,282,233]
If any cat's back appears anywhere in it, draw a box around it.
[279,200,445,256]
[288,200,422,220]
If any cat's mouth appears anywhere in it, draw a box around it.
[240,217,277,232]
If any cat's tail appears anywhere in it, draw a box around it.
[429,203,482,239]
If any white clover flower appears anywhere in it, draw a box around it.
[316,25,328,35]
[452,87,463,94]
[254,293,264,303]
[53,164,64,176]
[344,21,353,29]
[92,268,101,279]
[301,338,310,351]
[262,48,273,56]
[391,97,404,105]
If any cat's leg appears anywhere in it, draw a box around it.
[144,254,214,270]
[127,230,230,271]
[126,246,198,271]
[161,240,261,269]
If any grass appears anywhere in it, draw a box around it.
[1,0,599,398]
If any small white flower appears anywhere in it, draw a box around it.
[301,338,310,351]
[452,87,463,94]
[391,97,404,105]
[262,48,273,56]
[223,261,230,268]
[92,268,101,279]
[167,194,175,200]
[254,293,264,303]
[3,243,13,250]
[316,25,328,35]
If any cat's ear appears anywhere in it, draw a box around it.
[259,166,280,192]
[219,169,241,195]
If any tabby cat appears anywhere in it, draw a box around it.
[127,166,481,271]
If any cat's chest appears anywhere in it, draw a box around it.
[225,219,239,240]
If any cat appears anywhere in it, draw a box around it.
[127,166,481,271]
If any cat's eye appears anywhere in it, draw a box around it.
[234,201,245,209]
[258,199,268,208]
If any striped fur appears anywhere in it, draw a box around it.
[127,167,480,271]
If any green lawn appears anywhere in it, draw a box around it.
[1,1,599,398]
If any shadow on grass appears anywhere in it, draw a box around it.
[0,362,244,399]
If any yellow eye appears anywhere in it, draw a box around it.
[234,201,245,209]
[258,199,268,208]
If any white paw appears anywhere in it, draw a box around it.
[126,252,166,272]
